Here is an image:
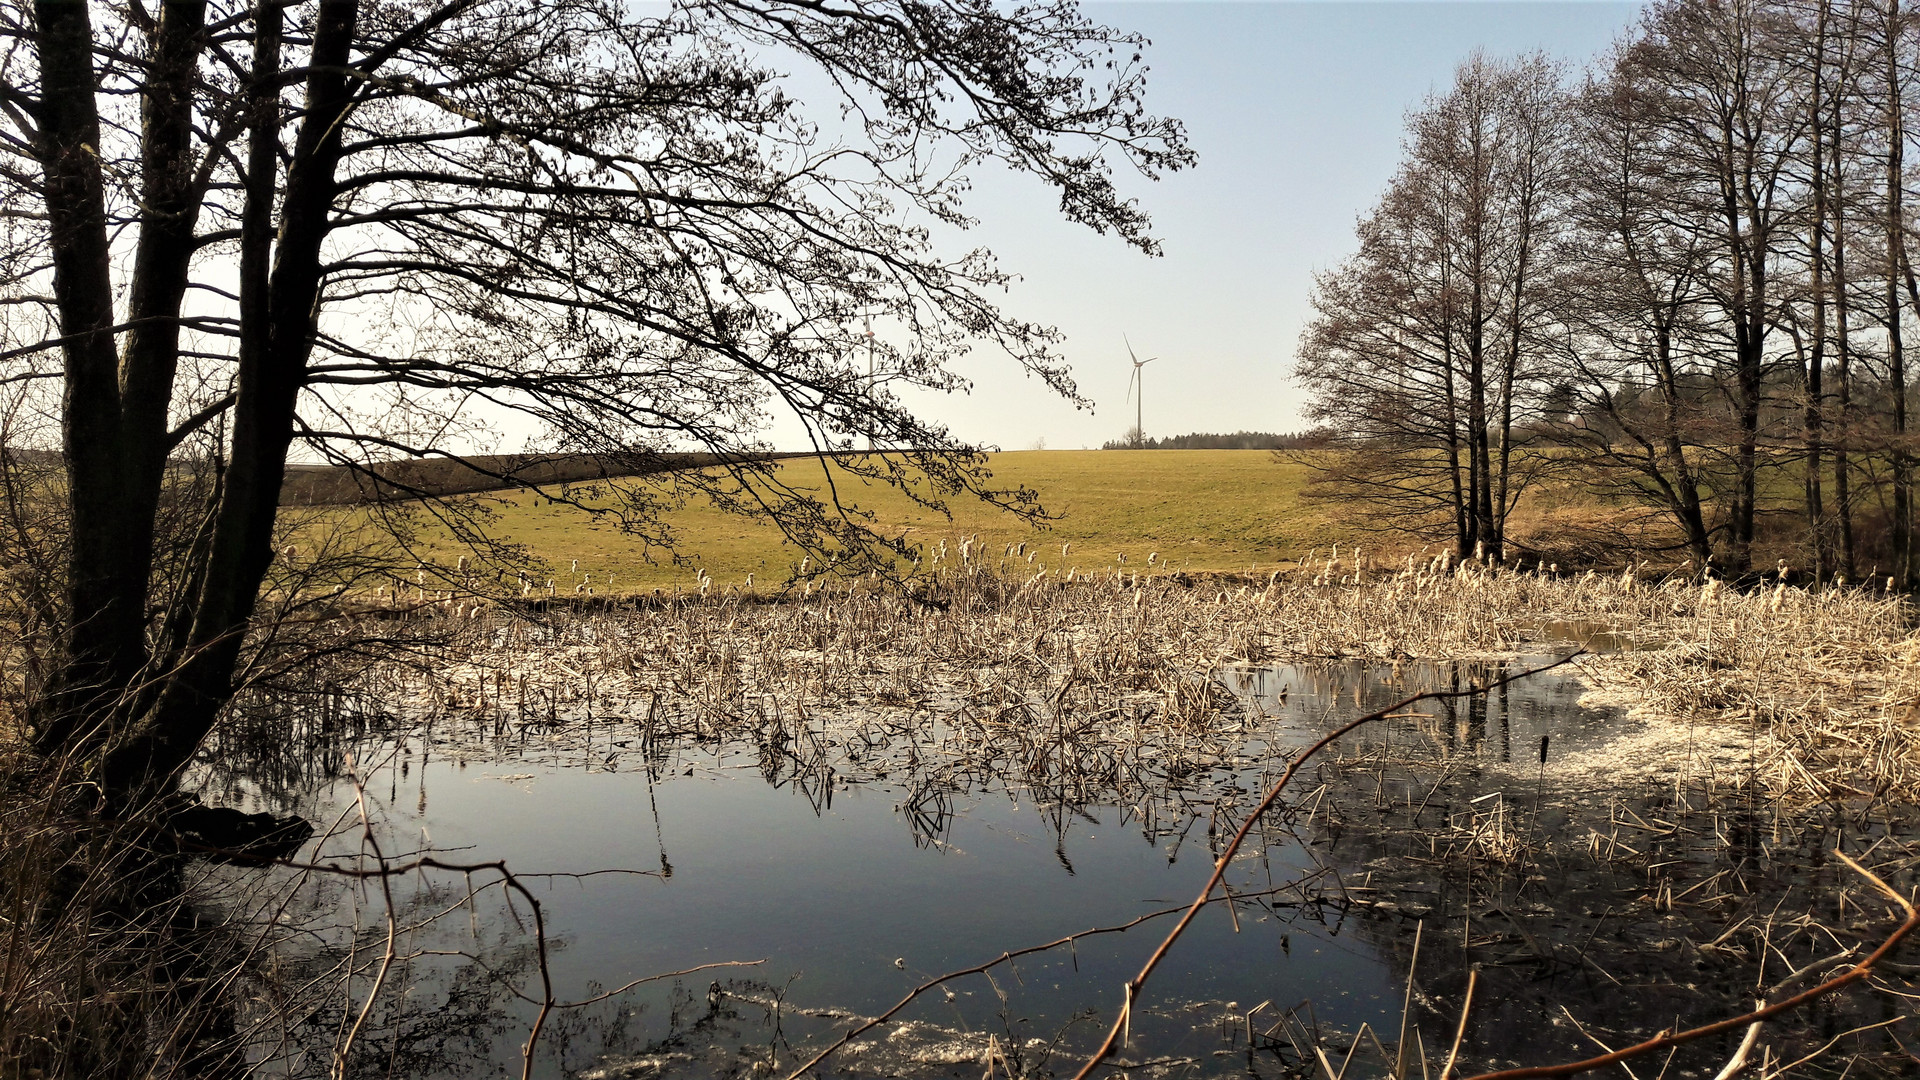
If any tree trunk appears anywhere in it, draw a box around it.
[1806,0,1832,582]
[1467,208,1493,560]
[1443,335,1470,557]
[32,0,215,770]
[28,0,142,758]
[1496,186,1536,563]
[1655,324,1716,570]
[1886,0,1912,589]
[1834,101,1859,580]
[1732,315,1764,577]
[103,0,360,796]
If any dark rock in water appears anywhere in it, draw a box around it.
[170,802,315,864]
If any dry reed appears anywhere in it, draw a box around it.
[332,553,1920,805]
[88,551,1915,1079]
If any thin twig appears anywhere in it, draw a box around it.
[1068,655,1583,1080]
[784,879,1334,1080]
[334,776,398,1080]
[1461,851,1918,1080]
[1438,968,1478,1080]
[1396,920,1425,1080]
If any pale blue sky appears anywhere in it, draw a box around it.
[888,1,1642,451]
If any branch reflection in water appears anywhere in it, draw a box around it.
[18,567,1914,1078]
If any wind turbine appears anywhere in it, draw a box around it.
[1124,336,1157,448]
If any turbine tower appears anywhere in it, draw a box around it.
[1124,336,1157,448]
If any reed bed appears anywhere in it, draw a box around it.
[308,548,1920,806]
[182,550,1920,1079]
[12,551,1918,1078]
[1574,579,1920,802]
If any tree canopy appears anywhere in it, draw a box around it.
[1299,0,1920,581]
[1,0,1189,797]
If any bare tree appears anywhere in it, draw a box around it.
[1297,53,1566,559]
[1782,0,1867,581]
[1539,0,1873,578]
[1612,0,1810,574]
[1305,0,1920,580]
[1,0,1190,800]
[1547,68,1726,570]
[1870,0,1918,585]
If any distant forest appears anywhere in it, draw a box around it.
[1100,430,1332,451]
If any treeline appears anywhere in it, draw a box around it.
[1298,0,1920,584]
[279,451,803,505]
[1101,430,1333,450]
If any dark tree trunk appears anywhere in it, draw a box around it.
[33,0,214,771]
[1495,184,1537,563]
[1732,317,1764,576]
[1655,326,1716,570]
[27,0,317,799]
[1468,227,1493,560]
[1834,115,1859,579]
[1886,0,1912,589]
[1441,261,1471,558]
[29,0,139,757]
[1806,0,1832,582]
[103,0,361,796]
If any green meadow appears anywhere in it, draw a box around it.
[405,450,1369,591]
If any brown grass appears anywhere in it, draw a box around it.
[340,548,1920,805]
[8,552,1906,1075]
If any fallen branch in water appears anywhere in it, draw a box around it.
[249,764,766,1080]
[294,845,762,1080]
[1458,848,1917,1080]
[1069,654,1585,1080]
[784,872,1344,1080]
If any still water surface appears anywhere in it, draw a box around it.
[225,639,1919,1080]
[247,655,1661,1078]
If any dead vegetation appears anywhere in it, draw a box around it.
[14,550,1918,1078]
[326,544,1920,804]
[234,544,1920,1077]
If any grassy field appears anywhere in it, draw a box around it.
[390,450,1387,592]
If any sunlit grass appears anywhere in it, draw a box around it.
[396,450,1357,591]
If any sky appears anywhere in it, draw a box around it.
[873,1,1644,452]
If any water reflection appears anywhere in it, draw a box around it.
[154,657,1920,1078]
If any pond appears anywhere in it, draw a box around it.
[203,645,1917,1080]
